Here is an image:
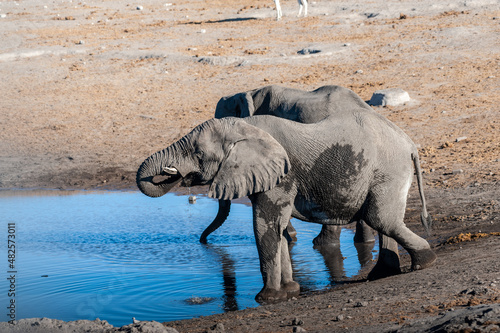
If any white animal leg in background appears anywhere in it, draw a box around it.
[297,0,308,17]
[274,0,282,20]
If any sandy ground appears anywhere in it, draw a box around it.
[0,0,499,331]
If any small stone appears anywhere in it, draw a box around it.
[188,195,197,203]
[452,169,463,175]
[292,318,304,326]
[136,5,143,10]
[210,323,225,332]
[293,327,307,332]
[0,14,7,18]
[297,48,321,55]
[456,136,468,142]
[343,43,351,47]
[200,29,206,33]
[335,315,344,321]
[354,301,369,307]
[355,69,364,74]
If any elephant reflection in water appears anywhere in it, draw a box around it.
[202,245,238,312]
[202,235,375,308]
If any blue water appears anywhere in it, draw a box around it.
[0,190,376,327]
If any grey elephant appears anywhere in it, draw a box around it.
[201,85,375,246]
[137,109,436,302]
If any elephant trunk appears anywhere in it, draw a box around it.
[199,200,231,244]
[136,146,183,198]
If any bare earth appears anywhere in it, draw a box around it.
[0,0,499,331]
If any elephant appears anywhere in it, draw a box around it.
[200,85,376,246]
[137,110,436,302]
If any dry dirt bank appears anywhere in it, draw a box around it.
[0,0,499,331]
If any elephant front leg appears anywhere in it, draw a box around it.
[312,225,342,246]
[251,194,297,303]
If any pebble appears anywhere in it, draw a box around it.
[293,327,306,332]
[335,315,344,321]
[297,48,321,55]
[354,301,369,307]
[136,5,143,10]
[0,14,6,18]
[188,195,197,203]
[355,69,364,74]
[292,318,304,326]
[452,169,464,175]
[456,136,468,142]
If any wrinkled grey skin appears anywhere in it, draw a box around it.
[201,85,375,246]
[137,113,436,302]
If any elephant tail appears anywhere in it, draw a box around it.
[412,152,432,236]
[200,200,231,244]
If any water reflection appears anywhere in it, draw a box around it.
[0,190,376,327]
[202,245,238,312]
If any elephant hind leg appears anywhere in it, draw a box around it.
[367,233,401,280]
[363,185,436,275]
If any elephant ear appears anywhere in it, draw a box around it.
[215,92,255,118]
[208,121,290,200]
[238,92,255,117]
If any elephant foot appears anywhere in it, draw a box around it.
[282,281,300,298]
[367,260,402,280]
[255,287,288,303]
[312,225,341,247]
[353,220,375,243]
[367,244,401,281]
[410,248,437,271]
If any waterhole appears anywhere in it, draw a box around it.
[0,190,376,326]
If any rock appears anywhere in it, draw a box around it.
[456,136,468,142]
[210,322,225,332]
[369,88,411,107]
[136,5,144,10]
[297,48,321,55]
[292,317,304,326]
[197,56,245,66]
[355,301,369,307]
[119,321,179,332]
[335,315,345,321]
[398,304,500,332]
[452,169,464,175]
[188,195,197,203]
[293,327,307,332]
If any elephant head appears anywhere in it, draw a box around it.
[137,118,290,200]
[214,92,255,119]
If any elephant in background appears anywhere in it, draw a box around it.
[137,111,436,302]
[201,85,376,246]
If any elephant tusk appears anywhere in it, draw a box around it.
[163,166,178,175]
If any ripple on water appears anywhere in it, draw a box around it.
[0,191,376,326]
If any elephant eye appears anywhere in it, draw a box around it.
[193,149,205,160]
